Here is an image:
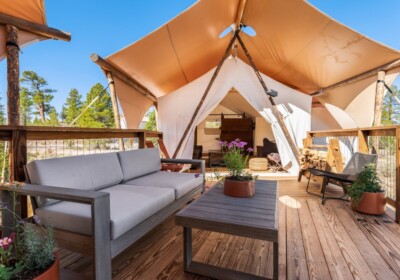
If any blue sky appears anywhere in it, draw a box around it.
[0,0,399,113]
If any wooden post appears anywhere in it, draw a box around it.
[374,71,386,127]
[358,130,369,153]
[6,25,20,126]
[106,72,125,151]
[172,30,240,158]
[396,128,400,222]
[235,33,301,164]
[138,132,146,149]
[10,129,28,218]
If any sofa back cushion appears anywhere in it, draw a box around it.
[117,148,161,181]
[27,153,123,191]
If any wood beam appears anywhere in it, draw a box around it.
[106,71,125,151]
[0,13,71,41]
[6,25,20,126]
[235,0,247,30]
[311,59,400,96]
[235,33,301,164]
[172,30,240,158]
[90,54,157,102]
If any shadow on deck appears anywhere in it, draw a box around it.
[59,179,400,279]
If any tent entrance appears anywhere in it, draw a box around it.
[195,89,276,168]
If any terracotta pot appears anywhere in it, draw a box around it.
[34,254,59,280]
[352,191,386,215]
[223,178,255,198]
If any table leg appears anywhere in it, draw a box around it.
[183,227,192,271]
[273,242,279,280]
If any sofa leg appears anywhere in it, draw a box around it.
[92,194,112,280]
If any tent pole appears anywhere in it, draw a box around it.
[106,71,125,151]
[90,54,157,102]
[234,0,247,29]
[172,30,240,158]
[235,33,301,164]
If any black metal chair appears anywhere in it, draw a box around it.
[306,152,378,205]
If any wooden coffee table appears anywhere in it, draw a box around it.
[175,180,278,280]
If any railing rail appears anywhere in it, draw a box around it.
[306,125,400,222]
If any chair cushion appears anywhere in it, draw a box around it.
[124,171,203,199]
[27,153,124,207]
[35,184,175,240]
[117,148,161,181]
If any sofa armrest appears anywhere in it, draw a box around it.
[0,183,112,279]
[0,183,109,204]
[161,158,205,174]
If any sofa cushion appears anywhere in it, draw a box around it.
[124,171,203,199]
[27,153,123,191]
[27,153,124,207]
[35,184,175,240]
[117,148,161,181]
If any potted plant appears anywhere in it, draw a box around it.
[347,163,386,215]
[0,183,59,280]
[219,139,257,198]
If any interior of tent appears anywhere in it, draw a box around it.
[194,89,275,163]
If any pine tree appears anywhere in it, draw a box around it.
[20,87,33,125]
[144,110,157,131]
[46,107,60,127]
[78,83,115,128]
[61,88,83,126]
[0,98,8,181]
[20,71,56,123]
[382,85,400,125]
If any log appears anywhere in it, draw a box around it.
[373,71,386,127]
[311,59,400,96]
[106,72,125,151]
[6,25,20,126]
[90,54,157,102]
[0,12,71,41]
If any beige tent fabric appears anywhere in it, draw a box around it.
[106,0,400,102]
[113,77,154,128]
[0,0,47,61]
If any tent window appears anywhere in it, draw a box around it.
[205,121,221,129]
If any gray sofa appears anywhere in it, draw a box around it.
[3,148,204,280]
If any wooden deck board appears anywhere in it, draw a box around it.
[58,179,400,279]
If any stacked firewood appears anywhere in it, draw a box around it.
[299,148,328,171]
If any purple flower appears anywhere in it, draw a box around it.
[247,147,254,152]
[237,141,247,148]
[194,173,201,178]
[228,143,234,149]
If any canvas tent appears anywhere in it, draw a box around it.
[93,0,400,172]
[0,0,70,61]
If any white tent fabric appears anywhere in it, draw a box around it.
[158,58,311,173]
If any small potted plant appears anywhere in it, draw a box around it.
[219,139,257,198]
[0,183,59,280]
[347,163,386,215]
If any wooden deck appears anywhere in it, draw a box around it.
[59,179,400,279]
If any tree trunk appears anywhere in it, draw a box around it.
[6,25,20,126]
[39,102,45,123]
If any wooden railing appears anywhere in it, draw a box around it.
[0,125,163,217]
[306,125,400,222]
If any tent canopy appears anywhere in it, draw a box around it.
[0,0,71,61]
[107,0,400,98]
